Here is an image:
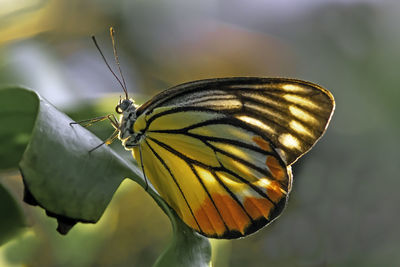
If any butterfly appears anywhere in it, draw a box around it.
[110,77,335,239]
[88,29,335,239]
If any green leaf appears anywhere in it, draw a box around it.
[17,88,144,228]
[153,195,211,267]
[0,183,26,246]
[0,88,38,169]
[0,87,211,266]
[0,87,34,245]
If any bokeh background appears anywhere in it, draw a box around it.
[1,0,399,266]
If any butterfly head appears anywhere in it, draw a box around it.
[115,98,135,114]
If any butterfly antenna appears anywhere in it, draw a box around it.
[110,27,129,100]
[91,35,127,97]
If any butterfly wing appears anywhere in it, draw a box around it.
[137,78,335,165]
[132,78,334,238]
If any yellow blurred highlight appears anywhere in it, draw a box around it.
[70,181,140,236]
[0,0,106,45]
[0,0,52,44]
[152,21,294,85]
[0,230,36,267]
[210,239,232,267]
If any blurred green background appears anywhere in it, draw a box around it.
[1,0,399,266]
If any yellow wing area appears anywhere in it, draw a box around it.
[130,78,335,239]
[132,108,292,239]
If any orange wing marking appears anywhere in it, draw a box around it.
[194,193,253,236]
[243,197,274,219]
[252,136,273,152]
[266,157,286,181]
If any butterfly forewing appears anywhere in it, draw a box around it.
[132,77,334,238]
[137,78,335,165]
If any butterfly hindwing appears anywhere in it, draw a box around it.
[133,108,291,238]
[132,78,334,238]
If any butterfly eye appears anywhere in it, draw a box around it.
[115,105,123,114]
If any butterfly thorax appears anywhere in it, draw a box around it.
[116,98,141,148]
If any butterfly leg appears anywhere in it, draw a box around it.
[88,129,120,153]
[70,114,120,129]
[70,114,121,152]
